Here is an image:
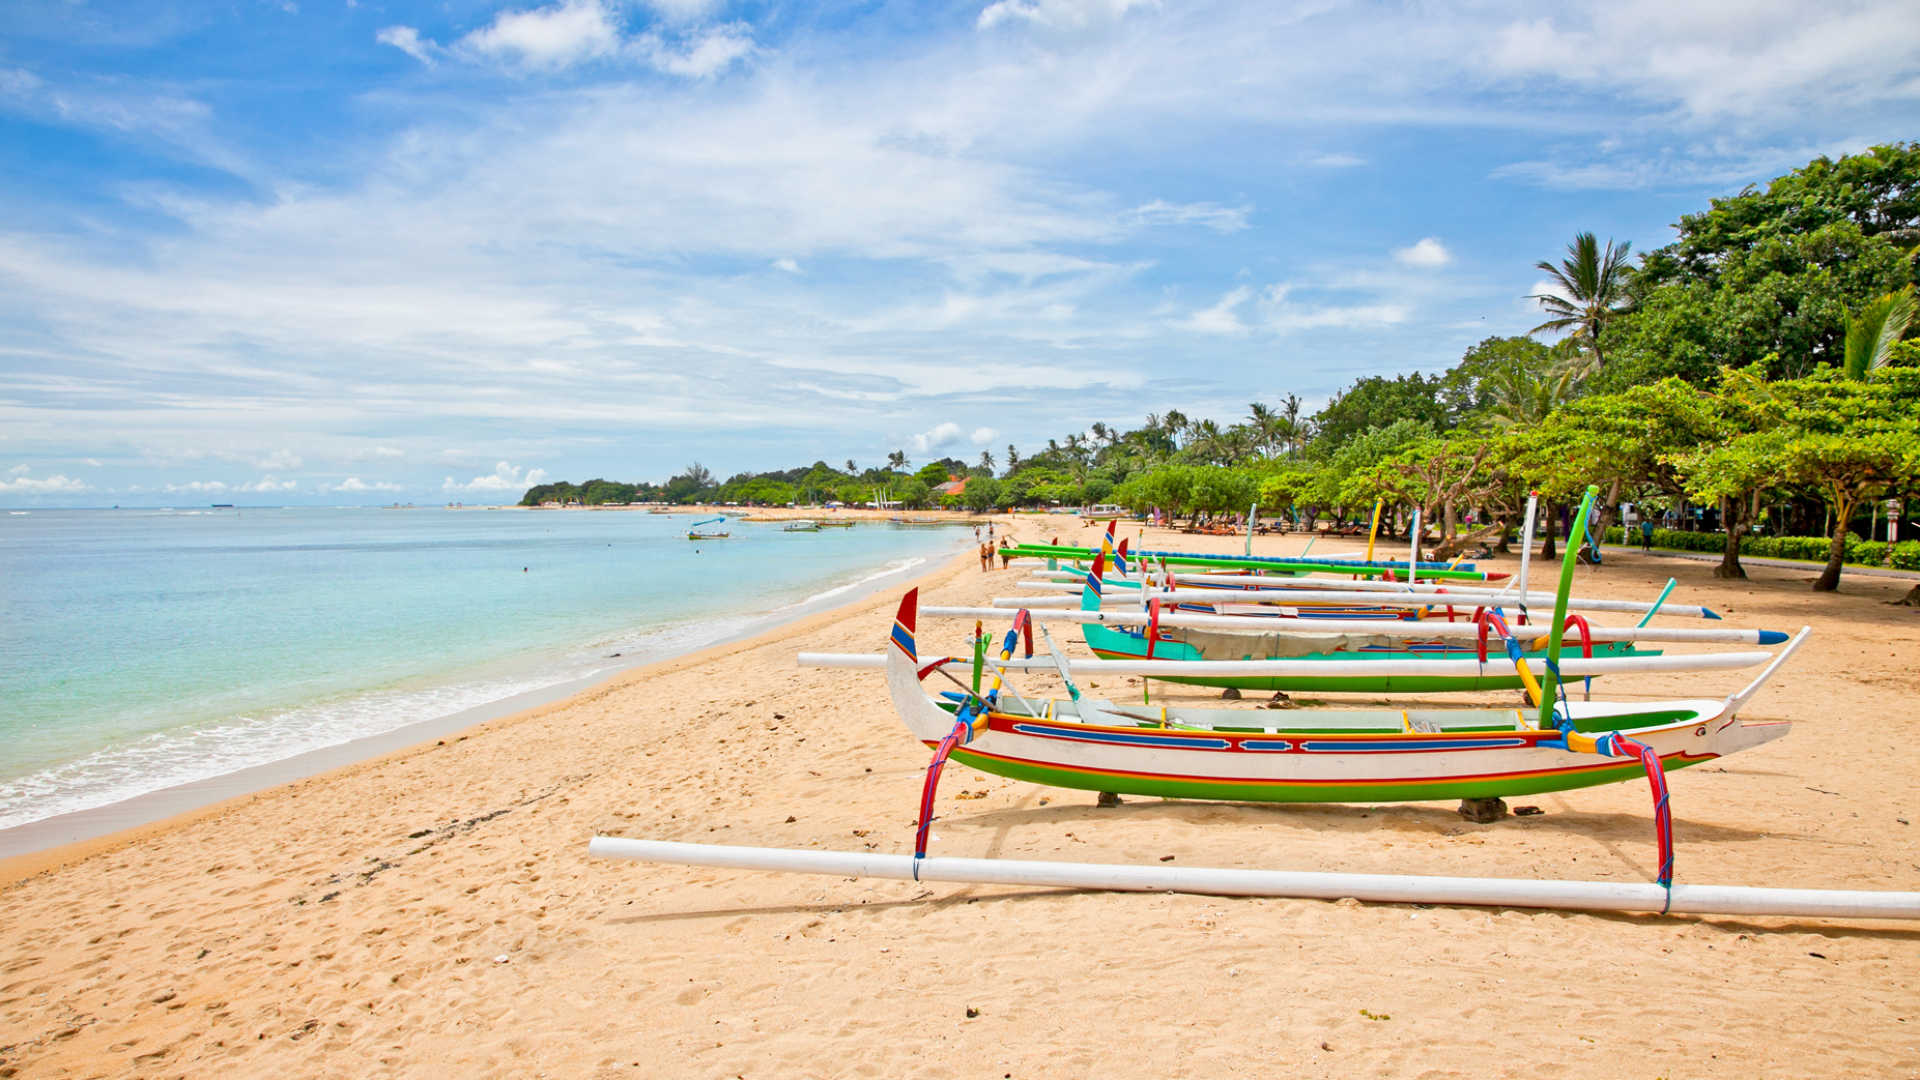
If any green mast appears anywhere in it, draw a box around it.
[1538,485,1599,730]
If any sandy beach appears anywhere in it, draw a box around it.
[3,517,1917,1078]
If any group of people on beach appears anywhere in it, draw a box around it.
[974,522,1011,570]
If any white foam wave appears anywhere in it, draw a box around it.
[0,672,571,832]
[795,555,930,607]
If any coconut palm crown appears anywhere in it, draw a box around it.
[1842,286,1916,379]
[1529,232,1634,370]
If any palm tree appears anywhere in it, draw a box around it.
[845,459,858,475]
[1843,286,1916,379]
[1487,340,1583,428]
[978,449,995,474]
[1529,232,1634,370]
[887,449,908,471]
[1281,393,1303,458]
[1005,444,1020,472]
[1162,409,1188,448]
[1247,402,1282,458]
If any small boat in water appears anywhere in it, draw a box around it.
[784,520,822,532]
[688,515,730,540]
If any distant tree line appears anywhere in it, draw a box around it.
[526,144,1920,598]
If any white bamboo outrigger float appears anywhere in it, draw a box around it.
[795,648,1779,678]
[918,605,1788,646]
[1010,576,1721,620]
[588,839,1920,921]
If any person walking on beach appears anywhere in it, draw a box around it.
[979,541,992,571]
[998,538,1012,569]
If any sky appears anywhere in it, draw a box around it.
[2,0,1917,505]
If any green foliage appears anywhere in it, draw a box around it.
[1603,527,1915,568]
[1529,232,1634,368]
[1601,144,1920,387]
[1440,336,1551,424]
[1309,374,1448,452]
[1893,541,1920,571]
[961,476,1002,513]
[892,476,931,509]
[1843,286,1917,379]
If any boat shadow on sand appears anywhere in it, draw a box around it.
[951,798,1787,847]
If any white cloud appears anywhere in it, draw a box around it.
[458,0,623,71]
[240,475,299,493]
[163,480,229,493]
[978,0,1158,32]
[0,68,44,97]
[969,426,997,445]
[1521,277,1573,323]
[909,422,965,454]
[772,258,801,274]
[443,461,549,492]
[1259,283,1409,332]
[375,25,437,65]
[1484,1,1920,120]
[0,469,87,494]
[257,448,303,471]
[1180,285,1253,335]
[329,477,404,493]
[1308,153,1365,168]
[379,4,750,78]
[637,23,755,79]
[1124,200,1249,234]
[1394,237,1452,268]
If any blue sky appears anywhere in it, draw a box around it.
[3,0,1917,504]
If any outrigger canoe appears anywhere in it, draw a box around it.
[886,587,1798,805]
[1067,551,1647,693]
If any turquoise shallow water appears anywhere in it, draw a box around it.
[0,508,964,832]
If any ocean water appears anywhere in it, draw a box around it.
[0,508,965,834]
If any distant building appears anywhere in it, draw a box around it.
[934,475,968,497]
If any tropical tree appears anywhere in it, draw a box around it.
[1843,286,1917,379]
[961,476,1002,513]
[887,449,908,471]
[1679,369,1920,591]
[1485,342,1583,428]
[1247,402,1286,458]
[1281,393,1304,458]
[978,449,995,474]
[1530,232,1634,370]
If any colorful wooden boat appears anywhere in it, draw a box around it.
[885,588,1795,805]
[1068,553,1645,693]
[687,515,730,540]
